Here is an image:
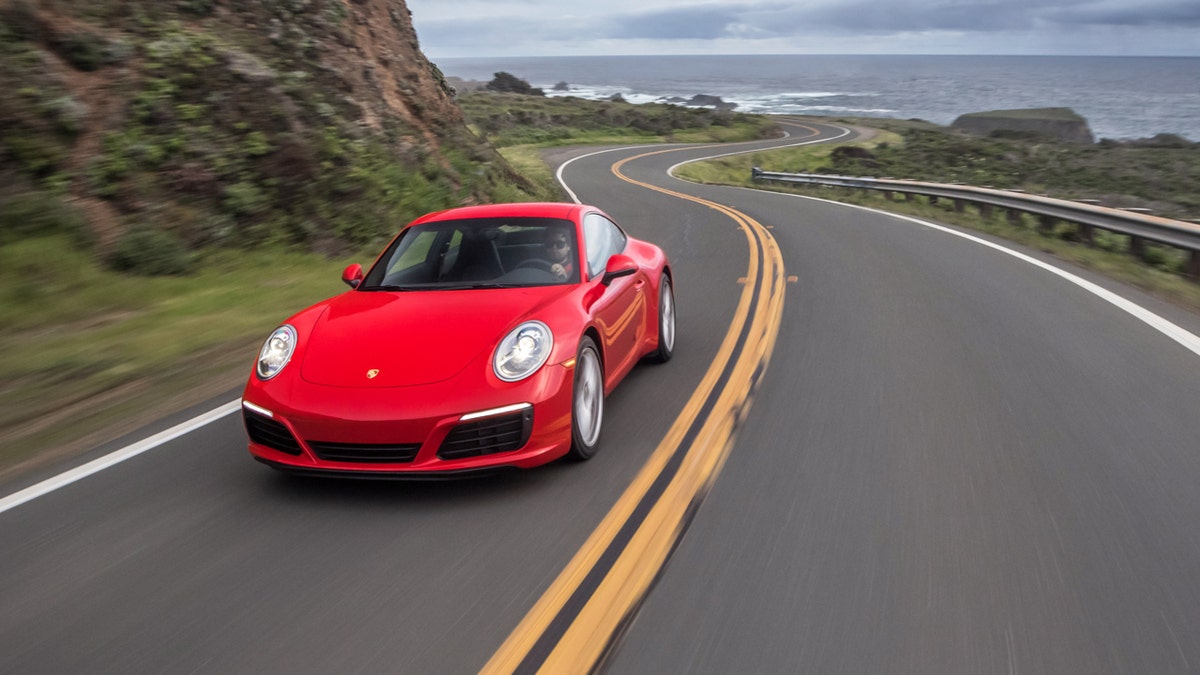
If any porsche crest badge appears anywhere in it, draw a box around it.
[366,369,380,379]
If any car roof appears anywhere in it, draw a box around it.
[410,202,590,226]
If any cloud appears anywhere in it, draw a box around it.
[600,1,1061,39]
[406,0,1200,56]
[1044,0,1200,27]
[605,7,743,40]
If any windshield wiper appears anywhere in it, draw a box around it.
[436,283,516,290]
[361,284,420,292]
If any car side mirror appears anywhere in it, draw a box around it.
[601,254,637,286]
[341,263,363,289]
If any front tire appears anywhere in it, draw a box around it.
[648,276,675,363]
[567,336,603,461]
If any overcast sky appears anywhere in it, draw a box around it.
[404,0,1200,58]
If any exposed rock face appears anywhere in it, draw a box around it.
[952,107,1095,144]
[0,0,530,253]
[330,0,463,144]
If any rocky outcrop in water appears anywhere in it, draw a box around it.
[952,107,1095,144]
[660,94,738,110]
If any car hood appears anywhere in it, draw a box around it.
[299,287,567,388]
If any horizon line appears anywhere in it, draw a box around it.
[431,52,1200,60]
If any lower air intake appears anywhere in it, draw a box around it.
[438,409,533,460]
[243,411,302,456]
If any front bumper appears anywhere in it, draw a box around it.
[241,362,575,475]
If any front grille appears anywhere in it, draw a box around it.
[307,441,421,464]
[243,411,302,456]
[438,409,533,460]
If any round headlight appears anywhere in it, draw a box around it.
[256,325,297,380]
[493,321,553,382]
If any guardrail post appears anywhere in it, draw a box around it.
[1130,236,1147,261]
[1007,209,1023,226]
[882,191,893,201]
[978,203,993,219]
[953,199,965,213]
[1187,251,1200,280]
[1077,223,1095,246]
[929,195,939,205]
[1039,215,1056,234]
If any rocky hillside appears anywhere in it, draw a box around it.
[0,0,537,268]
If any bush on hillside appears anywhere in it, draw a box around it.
[108,227,191,275]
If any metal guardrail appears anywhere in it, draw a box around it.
[751,168,1200,279]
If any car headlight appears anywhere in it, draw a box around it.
[493,321,553,382]
[256,325,297,380]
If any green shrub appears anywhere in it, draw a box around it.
[176,0,216,16]
[221,181,269,217]
[109,227,192,275]
[0,190,90,246]
[0,1,40,42]
[50,31,115,72]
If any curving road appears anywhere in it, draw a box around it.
[3,121,1200,673]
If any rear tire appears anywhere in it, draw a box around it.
[648,276,675,363]
[567,336,603,461]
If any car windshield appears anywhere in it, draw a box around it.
[359,217,581,291]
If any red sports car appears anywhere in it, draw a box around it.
[240,202,675,477]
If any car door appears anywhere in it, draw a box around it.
[583,212,647,386]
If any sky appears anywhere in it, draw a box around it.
[404,0,1200,58]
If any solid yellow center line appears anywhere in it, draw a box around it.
[482,142,789,674]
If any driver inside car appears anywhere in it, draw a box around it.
[544,228,574,281]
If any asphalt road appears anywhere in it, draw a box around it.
[3,121,1200,673]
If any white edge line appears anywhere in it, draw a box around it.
[732,186,1200,359]
[667,123,852,177]
[553,120,806,203]
[556,145,659,204]
[0,399,241,515]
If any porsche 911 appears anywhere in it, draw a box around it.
[240,202,674,477]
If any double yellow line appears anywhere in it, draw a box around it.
[482,147,788,674]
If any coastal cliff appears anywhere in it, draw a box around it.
[0,0,534,262]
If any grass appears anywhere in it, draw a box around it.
[679,128,905,184]
[798,117,1200,221]
[459,91,779,149]
[0,236,358,476]
[495,144,563,200]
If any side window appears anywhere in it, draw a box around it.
[385,229,439,278]
[583,213,628,279]
[382,228,460,284]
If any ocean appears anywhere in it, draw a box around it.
[435,55,1200,142]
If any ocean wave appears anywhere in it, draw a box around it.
[540,84,896,116]
[762,92,878,99]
